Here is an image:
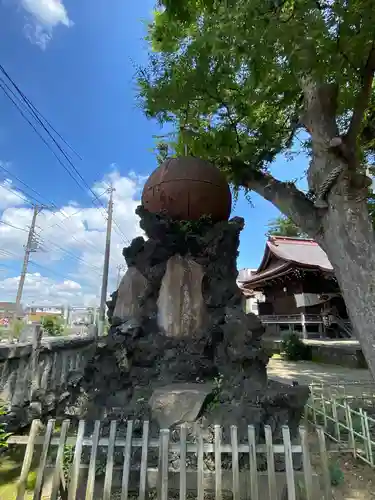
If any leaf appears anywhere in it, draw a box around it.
[266,215,308,238]
[138,0,375,181]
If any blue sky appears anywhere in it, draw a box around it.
[0,0,309,305]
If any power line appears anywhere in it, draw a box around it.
[37,237,103,275]
[0,248,23,260]
[0,262,15,271]
[0,79,90,193]
[0,67,128,244]
[41,207,86,231]
[0,219,103,272]
[0,70,102,204]
[0,249,102,286]
[0,198,104,258]
[38,220,105,255]
[0,180,46,207]
[41,188,110,232]
[0,220,29,232]
[0,64,81,160]
[0,161,94,231]
[1,64,131,253]
[0,162,55,207]
[0,182,32,205]
[28,260,79,281]
[0,248,85,282]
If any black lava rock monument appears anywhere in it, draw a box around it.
[61,156,309,444]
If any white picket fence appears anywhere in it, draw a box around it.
[8,419,333,500]
[306,383,375,467]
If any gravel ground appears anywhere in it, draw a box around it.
[307,427,375,500]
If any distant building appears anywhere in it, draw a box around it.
[0,302,21,320]
[25,306,64,323]
[238,236,351,338]
[237,269,264,315]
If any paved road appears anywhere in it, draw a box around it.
[267,358,373,386]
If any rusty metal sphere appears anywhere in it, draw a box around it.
[141,157,232,221]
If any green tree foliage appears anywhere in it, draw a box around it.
[41,316,63,336]
[266,215,308,238]
[139,0,375,243]
[0,319,24,341]
[155,141,170,165]
[141,0,375,170]
[139,0,375,377]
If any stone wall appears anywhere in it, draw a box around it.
[263,338,367,369]
[0,336,95,428]
[310,342,367,369]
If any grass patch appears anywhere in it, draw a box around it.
[0,446,39,499]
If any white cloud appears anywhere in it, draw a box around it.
[21,0,71,27]
[16,0,73,48]
[0,181,27,209]
[0,169,146,306]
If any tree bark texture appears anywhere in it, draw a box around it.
[248,79,375,379]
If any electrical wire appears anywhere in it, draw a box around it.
[41,207,87,231]
[0,72,107,209]
[36,237,103,275]
[41,188,109,232]
[0,248,88,282]
[0,79,90,193]
[112,219,131,245]
[0,249,23,259]
[0,220,29,232]
[0,64,82,161]
[0,163,54,207]
[27,260,79,281]
[36,219,105,255]
[0,220,104,271]
[0,182,31,205]
[0,160,92,231]
[0,198,104,258]
[0,64,130,245]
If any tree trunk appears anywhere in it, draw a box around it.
[302,78,375,378]
[315,178,375,377]
[246,79,375,378]
[248,165,375,378]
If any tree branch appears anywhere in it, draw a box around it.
[240,167,322,238]
[346,43,375,146]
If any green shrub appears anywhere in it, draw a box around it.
[281,332,312,361]
[41,316,63,336]
[63,445,74,482]
[0,403,11,450]
[329,461,345,486]
[26,470,37,490]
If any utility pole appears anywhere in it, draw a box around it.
[116,264,126,288]
[98,187,114,337]
[15,205,40,316]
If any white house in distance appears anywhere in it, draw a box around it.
[237,268,265,315]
